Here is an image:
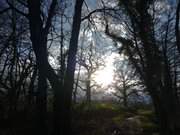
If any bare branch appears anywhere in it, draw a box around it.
[6,0,28,18]
[17,0,28,7]
[81,7,119,22]
[105,24,144,78]
[0,7,10,15]
[43,0,57,35]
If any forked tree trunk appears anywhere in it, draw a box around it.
[105,1,180,133]
[55,0,84,135]
[27,0,59,134]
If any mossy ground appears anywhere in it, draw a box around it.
[0,102,159,135]
[72,102,159,135]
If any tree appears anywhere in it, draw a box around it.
[59,0,84,134]
[104,0,180,134]
[112,58,143,108]
[6,0,84,134]
[0,2,36,133]
[80,42,104,104]
[175,0,180,53]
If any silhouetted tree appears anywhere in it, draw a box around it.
[112,58,143,108]
[105,0,180,134]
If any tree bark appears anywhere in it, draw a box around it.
[105,1,180,133]
[86,78,91,105]
[27,0,58,134]
[59,0,84,135]
[175,0,180,53]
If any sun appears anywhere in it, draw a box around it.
[92,53,119,87]
[93,68,114,87]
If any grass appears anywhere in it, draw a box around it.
[0,102,158,135]
[72,102,158,135]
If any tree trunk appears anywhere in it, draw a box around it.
[150,86,180,135]
[27,0,83,135]
[122,81,127,108]
[86,79,91,105]
[27,1,53,134]
[74,64,81,104]
[175,0,180,53]
[137,4,180,134]
[59,0,84,135]
[36,69,48,135]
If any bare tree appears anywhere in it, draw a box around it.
[112,59,143,108]
[104,0,180,134]
[6,0,84,134]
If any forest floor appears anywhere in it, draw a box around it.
[72,102,159,135]
[0,102,159,135]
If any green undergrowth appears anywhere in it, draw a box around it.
[137,109,158,134]
[72,102,159,135]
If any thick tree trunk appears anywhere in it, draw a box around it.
[145,47,180,135]
[59,0,84,135]
[175,0,180,53]
[106,0,180,132]
[35,53,48,135]
[27,0,83,135]
[150,87,180,135]
[160,108,180,135]
[137,4,180,134]
[27,0,63,134]
[27,1,53,134]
